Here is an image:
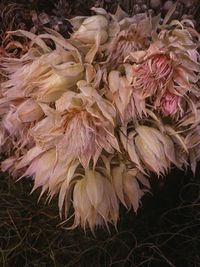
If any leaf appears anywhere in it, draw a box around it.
[163,2,177,25]
[96,99,116,125]
[86,64,96,83]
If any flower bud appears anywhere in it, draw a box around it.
[161,91,179,116]
[73,15,108,44]
[135,125,171,175]
[78,15,108,31]
[36,62,84,103]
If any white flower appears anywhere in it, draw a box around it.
[72,15,109,44]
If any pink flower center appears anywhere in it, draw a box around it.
[161,92,179,116]
[134,54,173,98]
[58,110,101,167]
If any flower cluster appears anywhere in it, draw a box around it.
[0,6,200,231]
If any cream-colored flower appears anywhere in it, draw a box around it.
[112,164,150,211]
[2,51,84,103]
[106,14,160,65]
[108,65,146,122]
[120,123,182,175]
[72,15,109,44]
[72,169,119,232]
[14,145,80,211]
[16,149,119,231]
[169,108,200,173]
[1,30,84,103]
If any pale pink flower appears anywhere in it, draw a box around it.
[58,108,117,168]
[107,25,149,65]
[160,91,180,116]
[31,90,120,168]
[108,67,146,123]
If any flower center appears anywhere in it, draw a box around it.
[134,54,173,97]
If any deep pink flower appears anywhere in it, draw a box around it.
[160,91,179,116]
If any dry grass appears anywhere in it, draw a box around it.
[0,168,200,267]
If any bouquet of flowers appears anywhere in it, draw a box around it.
[0,5,199,232]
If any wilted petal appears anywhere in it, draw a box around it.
[16,99,43,122]
[72,15,108,44]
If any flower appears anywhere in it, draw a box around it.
[1,51,84,103]
[0,7,200,232]
[106,13,160,65]
[72,169,119,232]
[56,108,113,168]
[108,65,146,122]
[112,164,150,211]
[30,86,119,168]
[1,30,84,103]
[107,25,148,65]
[120,123,181,175]
[14,145,80,210]
[0,98,43,158]
[160,91,180,116]
[130,21,200,116]
[133,54,173,99]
